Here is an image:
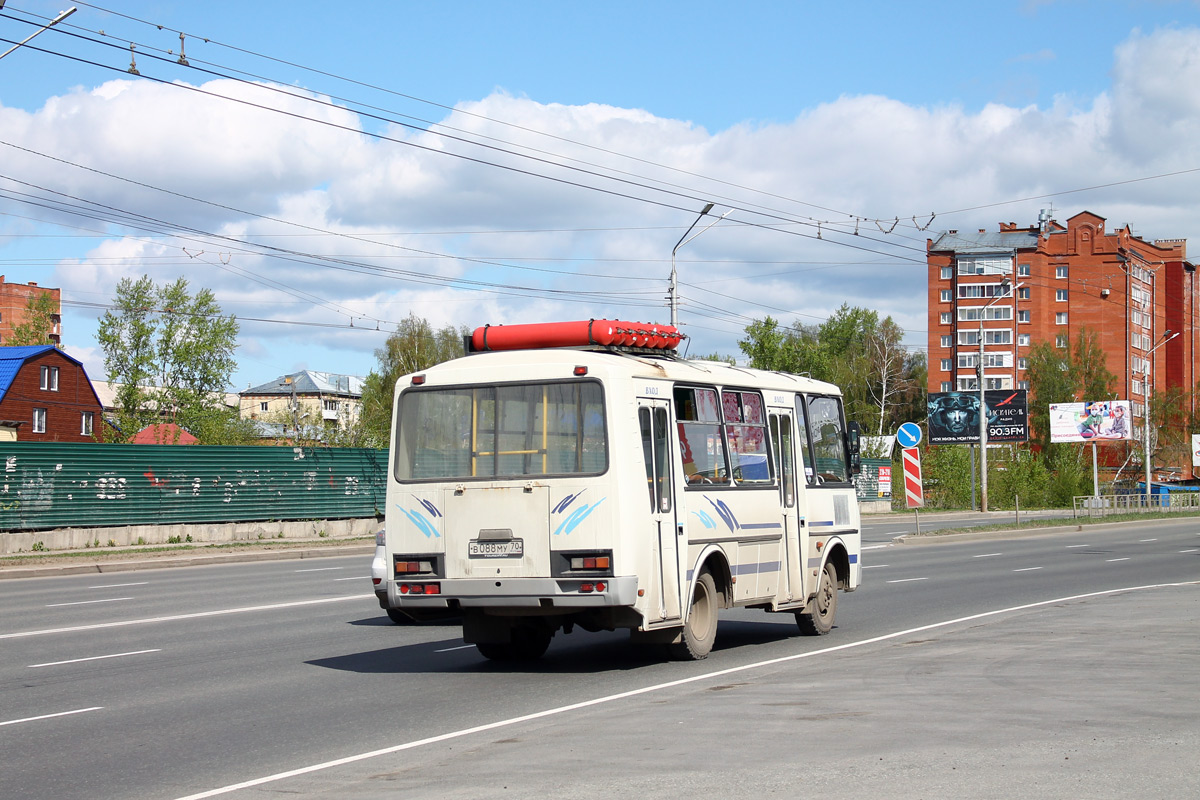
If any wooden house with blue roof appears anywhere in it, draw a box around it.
[0,346,103,441]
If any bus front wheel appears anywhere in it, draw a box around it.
[668,571,719,660]
[797,562,837,635]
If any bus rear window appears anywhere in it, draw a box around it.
[394,380,607,481]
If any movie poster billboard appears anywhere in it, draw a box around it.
[928,390,1028,445]
[1048,400,1132,443]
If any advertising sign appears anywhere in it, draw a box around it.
[877,465,892,497]
[928,390,1028,445]
[1048,400,1132,443]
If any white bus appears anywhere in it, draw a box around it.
[375,320,862,661]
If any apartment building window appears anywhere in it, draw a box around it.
[1132,379,1145,395]
[1018,380,1029,390]
[40,365,59,391]
[260,402,269,412]
[81,411,94,436]
[940,382,952,392]
[1018,357,1028,370]
[1132,332,1151,350]
[1017,310,1030,323]
[1018,286,1030,300]
[1018,334,1031,346]
[940,289,952,302]
[1055,265,1068,279]
[957,256,1010,275]
[939,312,952,324]
[33,408,46,433]
[985,377,1009,390]
[940,266,952,280]
[1056,334,1068,348]
[1056,312,1068,324]
[957,377,979,391]
[958,353,977,369]
[958,283,1012,299]
[958,330,979,346]
[958,306,1012,322]
[1018,263,1030,277]
[940,359,952,372]
[940,335,952,348]
[963,353,1011,369]
[1056,289,1068,302]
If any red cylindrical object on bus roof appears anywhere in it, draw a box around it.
[470,320,681,352]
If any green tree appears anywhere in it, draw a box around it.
[356,314,468,448]
[7,292,60,347]
[739,305,923,435]
[97,276,241,443]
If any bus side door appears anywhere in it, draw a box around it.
[638,400,682,621]
[771,411,805,603]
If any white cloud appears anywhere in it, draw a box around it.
[3,26,1200,383]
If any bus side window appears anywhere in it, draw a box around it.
[807,396,850,483]
[771,413,796,507]
[674,386,728,486]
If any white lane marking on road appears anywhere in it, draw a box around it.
[295,567,343,573]
[29,649,161,668]
[0,707,103,727]
[172,580,1200,800]
[862,544,891,551]
[1140,538,1157,542]
[332,576,370,582]
[2,594,370,640]
[434,645,475,653]
[973,553,1002,559]
[863,564,889,569]
[1066,544,1089,548]
[1107,558,1131,562]
[1013,567,1043,572]
[1181,549,1199,553]
[46,597,133,608]
[88,582,148,589]
[885,577,928,584]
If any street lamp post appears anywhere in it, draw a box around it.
[1143,329,1180,503]
[979,278,1016,513]
[669,203,725,327]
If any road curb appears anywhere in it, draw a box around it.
[0,544,375,580]
[893,516,1167,546]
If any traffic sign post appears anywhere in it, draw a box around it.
[902,446,924,509]
[902,445,925,535]
[897,422,922,450]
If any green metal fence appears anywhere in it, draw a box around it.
[0,443,388,532]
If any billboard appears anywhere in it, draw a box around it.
[1048,400,1132,443]
[928,390,1029,445]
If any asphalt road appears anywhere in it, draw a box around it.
[1,518,1197,799]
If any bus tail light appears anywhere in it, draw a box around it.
[400,583,441,595]
[394,558,435,576]
[569,553,611,571]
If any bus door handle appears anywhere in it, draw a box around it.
[676,523,685,537]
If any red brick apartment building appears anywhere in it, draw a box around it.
[0,275,62,345]
[927,210,1194,439]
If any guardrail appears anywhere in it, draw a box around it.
[1072,492,1200,518]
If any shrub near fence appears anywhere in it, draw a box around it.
[0,442,388,532]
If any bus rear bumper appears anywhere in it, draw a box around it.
[389,576,639,609]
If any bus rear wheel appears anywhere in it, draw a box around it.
[476,625,553,662]
[797,562,837,635]
[668,571,718,660]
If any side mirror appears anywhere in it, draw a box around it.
[847,421,862,475]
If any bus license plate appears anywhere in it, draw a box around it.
[468,538,524,558]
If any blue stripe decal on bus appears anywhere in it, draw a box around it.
[849,553,858,564]
[740,522,782,530]
[731,561,783,576]
[810,520,835,527]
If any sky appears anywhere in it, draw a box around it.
[2,0,1200,391]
